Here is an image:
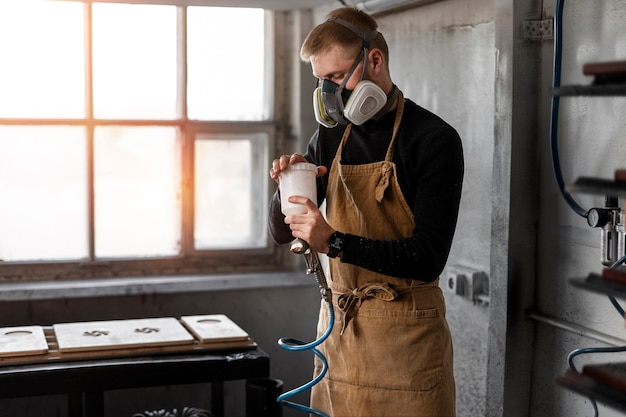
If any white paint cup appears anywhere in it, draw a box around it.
[279,162,318,215]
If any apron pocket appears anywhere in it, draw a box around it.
[324,306,445,391]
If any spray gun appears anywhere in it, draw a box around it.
[290,238,332,303]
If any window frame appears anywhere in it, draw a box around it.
[0,2,288,283]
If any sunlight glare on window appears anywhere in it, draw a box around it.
[0,126,88,261]
[194,134,267,249]
[0,1,85,118]
[92,3,178,120]
[94,127,181,258]
[187,8,267,121]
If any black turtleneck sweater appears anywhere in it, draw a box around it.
[268,98,464,282]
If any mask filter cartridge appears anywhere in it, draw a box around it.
[313,79,388,128]
[343,80,387,125]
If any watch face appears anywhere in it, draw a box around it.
[330,235,344,249]
[328,232,345,258]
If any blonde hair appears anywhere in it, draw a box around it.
[300,7,389,66]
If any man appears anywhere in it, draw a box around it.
[268,6,463,417]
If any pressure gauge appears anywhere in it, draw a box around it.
[587,208,610,228]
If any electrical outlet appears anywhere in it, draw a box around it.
[523,19,554,41]
[446,272,466,296]
[442,265,489,305]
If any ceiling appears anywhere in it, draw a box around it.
[75,0,420,13]
[246,0,340,9]
[146,0,344,10]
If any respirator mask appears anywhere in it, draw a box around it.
[312,18,389,128]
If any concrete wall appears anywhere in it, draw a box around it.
[377,0,626,415]
[388,0,626,415]
[532,0,626,416]
[364,0,626,415]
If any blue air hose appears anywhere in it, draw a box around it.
[277,300,334,417]
[550,0,588,218]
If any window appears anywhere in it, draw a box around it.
[0,1,279,281]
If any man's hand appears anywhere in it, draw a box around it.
[269,153,328,184]
[284,196,335,255]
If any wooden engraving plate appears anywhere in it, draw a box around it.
[53,317,195,353]
[181,314,250,343]
[0,325,48,357]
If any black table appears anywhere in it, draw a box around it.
[0,348,270,417]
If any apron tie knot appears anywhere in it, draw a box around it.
[336,282,398,334]
[375,162,393,203]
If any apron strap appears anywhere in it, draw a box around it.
[375,161,393,203]
[383,91,405,163]
[334,91,405,165]
[336,282,398,334]
[375,92,404,203]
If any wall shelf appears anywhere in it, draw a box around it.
[565,177,626,197]
[557,369,626,414]
[553,84,626,96]
[570,273,626,299]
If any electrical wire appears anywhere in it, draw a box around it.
[277,301,334,417]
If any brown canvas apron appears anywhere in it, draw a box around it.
[310,95,456,417]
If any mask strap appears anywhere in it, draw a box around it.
[326,17,378,49]
[334,48,366,113]
[360,47,370,82]
[326,17,379,109]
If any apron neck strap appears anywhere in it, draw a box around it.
[384,91,404,162]
[336,90,405,162]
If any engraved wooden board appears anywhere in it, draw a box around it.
[0,325,48,357]
[53,317,195,353]
[181,314,250,343]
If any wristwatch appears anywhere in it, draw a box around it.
[327,231,346,258]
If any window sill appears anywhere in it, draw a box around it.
[0,271,315,301]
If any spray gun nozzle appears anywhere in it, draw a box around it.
[288,238,332,303]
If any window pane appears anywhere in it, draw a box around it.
[0,1,85,119]
[194,133,268,249]
[0,126,88,261]
[94,127,181,258]
[92,4,177,120]
[187,8,268,121]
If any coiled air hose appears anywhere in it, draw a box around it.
[277,239,334,417]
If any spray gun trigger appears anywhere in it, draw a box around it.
[289,238,332,303]
[290,238,309,254]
